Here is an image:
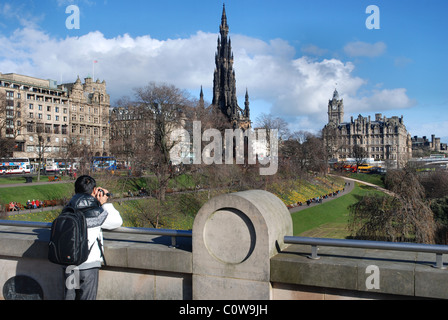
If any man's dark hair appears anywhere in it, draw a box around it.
[74,175,97,194]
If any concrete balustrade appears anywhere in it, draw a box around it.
[0,190,447,300]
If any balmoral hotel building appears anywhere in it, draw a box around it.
[322,89,412,168]
[0,72,110,163]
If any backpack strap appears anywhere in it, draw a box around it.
[85,238,107,266]
[97,238,107,266]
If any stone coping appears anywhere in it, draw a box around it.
[0,225,193,274]
[271,244,448,300]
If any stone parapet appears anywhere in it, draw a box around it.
[1,190,448,300]
[271,243,448,300]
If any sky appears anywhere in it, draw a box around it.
[0,0,447,141]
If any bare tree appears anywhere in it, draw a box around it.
[281,130,327,175]
[352,144,368,167]
[255,113,290,146]
[0,91,26,158]
[349,168,437,244]
[134,82,193,201]
[110,96,141,168]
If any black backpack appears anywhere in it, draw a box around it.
[48,206,92,266]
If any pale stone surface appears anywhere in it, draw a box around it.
[192,190,293,300]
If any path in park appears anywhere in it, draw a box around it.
[287,175,392,214]
[288,177,355,214]
[3,174,391,217]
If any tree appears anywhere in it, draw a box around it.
[0,91,26,158]
[352,144,368,167]
[349,169,437,244]
[133,82,193,201]
[418,170,448,200]
[27,120,53,181]
[110,96,141,168]
[255,113,290,148]
[280,130,328,176]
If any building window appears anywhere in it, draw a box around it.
[16,142,25,152]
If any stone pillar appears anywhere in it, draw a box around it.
[192,190,292,300]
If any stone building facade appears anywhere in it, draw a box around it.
[322,89,412,167]
[0,72,110,162]
[411,134,447,154]
[62,76,111,158]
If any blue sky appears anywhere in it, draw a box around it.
[1,0,447,141]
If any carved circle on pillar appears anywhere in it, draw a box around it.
[204,208,256,264]
[192,190,293,300]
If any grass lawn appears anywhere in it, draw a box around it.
[0,183,74,207]
[5,209,61,223]
[3,175,387,236]
[346,173,385,188]
[291,183,382,238]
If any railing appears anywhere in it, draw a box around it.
[284,236,448,269]
[3,220,447,268]
[0,220,192,249]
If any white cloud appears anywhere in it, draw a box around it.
[0,27,414,133]
[301,44,328,56]
[344,88,416,114]
[344,41,386,58]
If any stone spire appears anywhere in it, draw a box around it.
[245,88,250,118]
[212,4,251,130]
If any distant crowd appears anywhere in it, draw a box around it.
[304,189,344,206]
[5,199,60,213]
[8,199,43,211]
[293,183,350,208]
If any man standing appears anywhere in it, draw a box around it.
[63,175,122,300]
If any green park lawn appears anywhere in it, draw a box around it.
[0,183,74,206]
[2,175,386,238]
[291,183,381,238]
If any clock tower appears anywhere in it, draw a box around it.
[328,89,344,125]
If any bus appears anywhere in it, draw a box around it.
[357,164,373,173]
[0,158,31,174]
[92,156,117,171]
[45,159,77,173]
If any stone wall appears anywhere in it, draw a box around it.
[1,190,448,300]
